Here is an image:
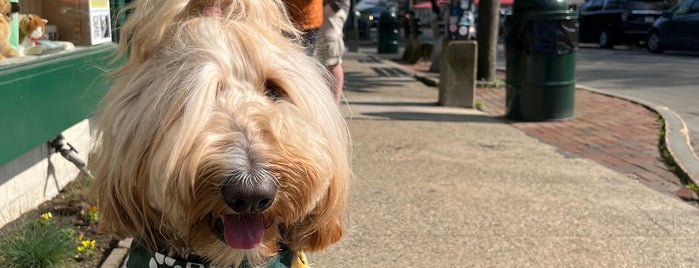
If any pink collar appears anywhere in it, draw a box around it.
[203,6,222,16]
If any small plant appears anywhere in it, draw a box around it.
[74,234,96,260]
[474,100,483,110]
[80,206,99,224]
[38,212,53,226]
[477,78,505,89]
[688,182,699,194]
[60,174,95,204]
[0,213,76,267]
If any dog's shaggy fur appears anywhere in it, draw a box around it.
[90,0,350,266]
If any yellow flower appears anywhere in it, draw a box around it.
[39,212,53,220]
[90,240,96,248]
[82,240,90,248]
[78,235,84,241]
[88,206,98,214]
[77,246,84,253]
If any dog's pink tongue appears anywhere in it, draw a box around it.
[223,214,265,249]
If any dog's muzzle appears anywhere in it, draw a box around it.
[216,173,276,249]
[221,175,276,213]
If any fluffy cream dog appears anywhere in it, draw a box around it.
[90,0,350,267]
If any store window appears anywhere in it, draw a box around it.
[0,0,128,166]
[1,0,120,66]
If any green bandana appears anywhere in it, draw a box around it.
[123,242,307,268]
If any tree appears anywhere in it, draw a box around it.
[476,0,500,82]
[427,0,444,72]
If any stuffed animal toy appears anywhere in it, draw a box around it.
[18,14,47,55]
[0,0,19,60]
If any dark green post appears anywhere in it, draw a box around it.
[377,10,399,54]
[503,0,578,121]
[111,0,133,43]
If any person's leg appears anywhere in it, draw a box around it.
[318,5,348,103]
[328,63,344,103]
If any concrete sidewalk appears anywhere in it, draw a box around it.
[308,51,699,267]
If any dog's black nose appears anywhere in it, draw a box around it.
[221,176,277,213]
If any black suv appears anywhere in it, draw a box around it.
[578,0,670,48]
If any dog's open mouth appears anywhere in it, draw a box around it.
[214,214,265,249]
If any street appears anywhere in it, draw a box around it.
[497,44,699,156]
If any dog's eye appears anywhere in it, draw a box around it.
[264,81,287,102]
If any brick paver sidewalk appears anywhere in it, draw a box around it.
[478,86,682,198]
[403,62,684,200]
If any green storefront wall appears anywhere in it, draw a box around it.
[0,0,130,166]
[0,44,122,166]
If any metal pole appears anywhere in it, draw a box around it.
[347,0,359,52]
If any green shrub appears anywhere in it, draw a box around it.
[0,213,76,268]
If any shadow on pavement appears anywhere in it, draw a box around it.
[359,111,497,123]
[347,101,436,107]
[343,71,416,93]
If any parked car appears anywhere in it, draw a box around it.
[349,1,399,39]
[578,0,670,48]
[359,6,391,28]
[647,0,699,53]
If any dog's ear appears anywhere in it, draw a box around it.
[89,143,165,250]
[91,162,146,237]
[285,170,348,251]
[94,181,138,239]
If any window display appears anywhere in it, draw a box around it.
[0,0,19,59]
[0,0,123,166]
[1,0,113,64]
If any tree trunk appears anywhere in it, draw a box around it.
[476,0,500,81]
[428,0,444,72]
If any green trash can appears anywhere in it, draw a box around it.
[377,10,400,54]
[504,0,578,121]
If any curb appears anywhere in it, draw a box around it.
[410,68,699,189]
[653,107,699,183]
[576,85,699,187]
[99,238,132,268]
